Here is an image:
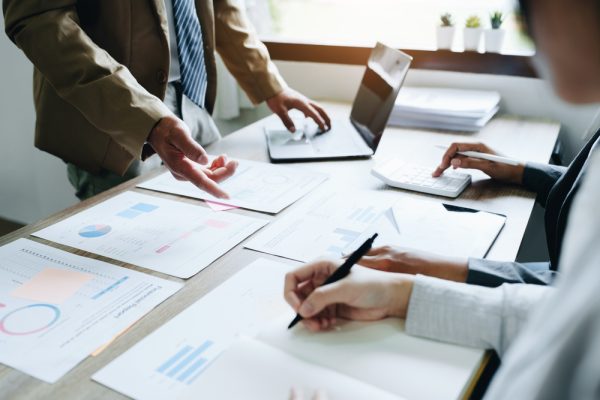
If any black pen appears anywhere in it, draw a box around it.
[288,233,379,329]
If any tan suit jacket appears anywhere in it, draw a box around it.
[3,0,285,175]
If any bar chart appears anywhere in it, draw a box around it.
[156,340,214,385]
[327,228,362,255]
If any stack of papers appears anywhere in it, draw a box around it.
[388,87,501,132]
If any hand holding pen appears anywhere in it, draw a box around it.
[283,234,416,332]
[433,142,525,184]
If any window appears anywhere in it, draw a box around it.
[246,0,533,55]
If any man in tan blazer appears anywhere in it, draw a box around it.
[3,0,330,199]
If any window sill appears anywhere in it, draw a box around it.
[263,40,537,78]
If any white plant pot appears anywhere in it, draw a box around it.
[484,29,506,53]
[436,26,456,50]
[463,27,483,51]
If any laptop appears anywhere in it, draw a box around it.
[265,42,412,162]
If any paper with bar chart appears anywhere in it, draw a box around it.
[93,258,296,400]
[33,191,268,278]
[244,190,399,262]
[0,239,181,383]
[137,158,328,213]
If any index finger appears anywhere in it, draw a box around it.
[310,101,331,131]
[176,159,230,199]
[432,143,460,177]
[432,142,486,177]
[284,259,339,310]
[292,100,327,132]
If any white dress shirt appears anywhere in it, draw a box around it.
[163,0,181,82]
[485,150,600,399]
[405,275,548,356]
[404,150,600,399]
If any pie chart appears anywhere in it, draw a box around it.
[79,224,112,238]
[0,304,61,336]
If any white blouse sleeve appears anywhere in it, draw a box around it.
[404,275,549,356]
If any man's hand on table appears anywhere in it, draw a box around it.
[147,115,238,199]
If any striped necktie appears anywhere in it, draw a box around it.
[172,0,208,108]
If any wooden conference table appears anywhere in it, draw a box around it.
[0,102,559,399]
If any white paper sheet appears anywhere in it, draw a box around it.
[258,317,484,400]
[0,239,181,383]
[179,337,403,400]
[33,191,268,278]
[346,197,506,259]
[137,158,328,214]
[244,190,399,262]
[93,258,297,400]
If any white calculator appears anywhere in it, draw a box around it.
[371,158,471,198]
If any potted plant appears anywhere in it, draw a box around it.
[436,13,455,50]
[485,11,506,53]
[463,15,483,51]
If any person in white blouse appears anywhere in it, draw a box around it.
[284,0,600,397]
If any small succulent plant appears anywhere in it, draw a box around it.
[440,13,454,27]
[490,11,504,29]
[465,15,481,28]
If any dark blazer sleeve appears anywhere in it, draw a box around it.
[466,258,557,287]
[522,162,568,206]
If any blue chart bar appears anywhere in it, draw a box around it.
[177,357,207,382]
[117,209,142,219]
[92,276,129,300]
[328,228,361,254]
[157,345,194,374]
[157,341,213,385]
[349,206,379,224]
[356,206,376,223]
[185,358,210,385]
[327,246,344,255]
[132,203,159,213]
[117,203,159,219]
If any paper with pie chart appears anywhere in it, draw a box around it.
[0,238,181,383]
[137,158,328,214]
[33,191,268,278]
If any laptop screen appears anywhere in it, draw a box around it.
[350,43,412,151]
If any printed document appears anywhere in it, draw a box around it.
[93,258,296,400]
[244,190,399,262]
[33,191,267,278]
[0,239,181,383]
[138,158,328,214]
